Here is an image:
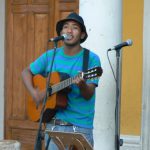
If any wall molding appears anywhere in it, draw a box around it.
[141,0,150,150]
[120,135,141,150]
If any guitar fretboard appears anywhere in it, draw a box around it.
[50,74,81,94]
[48,66,102,95]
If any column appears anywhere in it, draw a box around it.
[80,0,122,150]
[141,0,150,149]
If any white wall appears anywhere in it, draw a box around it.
[0,0,5,139]
[80,0,122,150]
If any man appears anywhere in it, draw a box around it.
[22,12,101,149]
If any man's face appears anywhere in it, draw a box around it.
[61,20,85,45]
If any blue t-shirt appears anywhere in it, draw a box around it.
[30,47,101,128]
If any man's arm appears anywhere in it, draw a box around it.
[21,67,45,105]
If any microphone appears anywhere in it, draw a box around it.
[49,34,71,42]
[109,39,133,51]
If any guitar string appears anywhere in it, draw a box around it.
[51,74,80,94]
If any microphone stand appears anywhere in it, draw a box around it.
[115,49,123,150]
[34,41,58,150]
[108,40,133,150]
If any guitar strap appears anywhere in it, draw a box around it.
[82,48,89,72]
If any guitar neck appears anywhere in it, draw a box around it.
[51,74,80,95]
[49,66,102,95]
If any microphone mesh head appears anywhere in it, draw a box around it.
[126,39,133,46]
[63,34,71,40]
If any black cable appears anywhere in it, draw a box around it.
[107,49,117,82]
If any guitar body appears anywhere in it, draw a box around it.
[27,72,70,123]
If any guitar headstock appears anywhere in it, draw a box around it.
[83,66,103,80]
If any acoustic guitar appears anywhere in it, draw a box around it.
[27,66,103,123]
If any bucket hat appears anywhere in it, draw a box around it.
[56,12,88,43]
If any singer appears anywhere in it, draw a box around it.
[21,12,102,150]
